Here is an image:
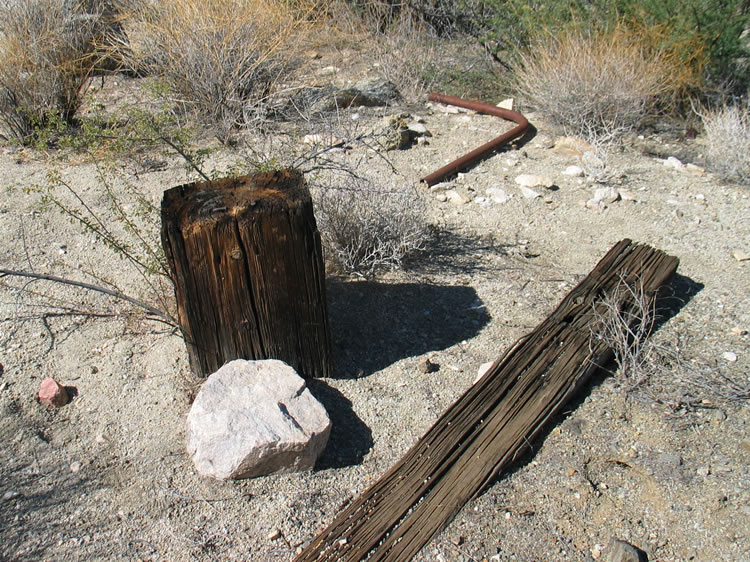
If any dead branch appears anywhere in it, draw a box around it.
[0,268,175,326]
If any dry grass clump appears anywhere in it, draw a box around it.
[312,175,431,276]
[700,104,750,184]
[123,0,317,140]
[514,27,674,143]
[0,0,112,142]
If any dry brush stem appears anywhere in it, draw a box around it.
[591,275,658,390]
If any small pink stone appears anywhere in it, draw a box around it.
[38,377,69,407]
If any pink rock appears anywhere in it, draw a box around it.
[38,377,69,407]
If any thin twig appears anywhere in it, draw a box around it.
[0,268,175,325]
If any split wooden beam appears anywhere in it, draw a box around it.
[296,239,679,561]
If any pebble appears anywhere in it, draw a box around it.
[418,358,439,374]
[496,98,513,110]
[586,199,607,211]
[618,189,637,201]
[267,529,281,541]
[435,193,448,202]
[722,351,738,362]
[515,174,554,189]
[519,186,541,199]
[70,461,81,473]
[486,187,512,204]
[663,156,685,170]
[474,361,494,384]
[697,465,711,477]
[606,539,646,562]
[594,186,620,204]
[445,190,469,205]
[732,251,750,262]
[563,165,585,177]
[3,490,20,501]
[686,163,706,176]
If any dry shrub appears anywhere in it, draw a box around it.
[591,276,659,390]
[700,104,750,184]
[514,27,674,143]
[371,15,441,102]
[0,0,112,142]
[312,175,431,276]
[123,0,317,139]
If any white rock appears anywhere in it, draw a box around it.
[663,156,685,170]
[496,98,514,110]
[435,193,448,202]
[563,165,585,177]
[407,122,431,136]
[474,361,494,385]
[594,186,620,204]
[515,174,554,188]
[446,189,469,205]
[618,189,637,201]
[519,186,541,199]
[722,352,738,362]
[732,251,750,262]
[686,163,705,176]
[486,187,512,204]
[186,359,331,480]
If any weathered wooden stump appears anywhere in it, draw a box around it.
[161,169,332,378]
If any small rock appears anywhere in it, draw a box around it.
[563,165,585,177]
[663,156,684,170]
[519,186,541,199]
[445,189,469,205]
[722,351,738,362]
[552,136,595,156]
[407,122,431,136]
[70,461,81,473]
[429,182,452,192]
[686,163,705,176]
[418,358,439,374]
[515,174,554,189]
[592,544,603,559]
[3,490,20,501]
[474,361,494,384]
[435,193,448,202]
[38,377,70,407]
[606,539,647,562]
[730,327,748,336]
[697,465,711,476]
[486,187,512,204]
[496,98,514,110]
[267,529,282,541]
[618,189,637,201]
[594,186,620,204]
[732,251,750,262]
[586,199,607,211]
[186,359,331,480]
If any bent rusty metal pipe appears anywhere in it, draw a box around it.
[421,93,530,186]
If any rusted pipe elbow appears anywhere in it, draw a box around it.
[421,93,530,186]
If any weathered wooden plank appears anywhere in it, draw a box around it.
[161,169,332,378]
[296,239,679,561]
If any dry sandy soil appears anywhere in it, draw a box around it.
[1,48,749,562]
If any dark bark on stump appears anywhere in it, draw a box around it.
[161,168,332,378]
